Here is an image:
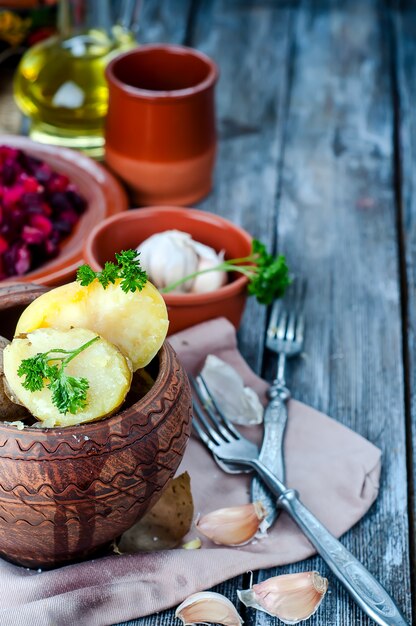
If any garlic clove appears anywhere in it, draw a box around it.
[196,501,266,546]
[189,240,226,294]
[175,591,243,626]
[237,571,328,624]
[191,255,227,293]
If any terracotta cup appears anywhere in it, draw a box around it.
[105,44,219,206]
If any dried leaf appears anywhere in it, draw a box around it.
[117,472,194,552]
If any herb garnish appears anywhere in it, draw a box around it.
[162,239,291,305]
[17,336,100,415]
[77,249,147,293]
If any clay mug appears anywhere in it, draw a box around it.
[105,44,219,206]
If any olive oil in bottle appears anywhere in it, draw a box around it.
[13,1,140,158]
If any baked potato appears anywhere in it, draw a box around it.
[4,327,133,427]
[15,279,169,371]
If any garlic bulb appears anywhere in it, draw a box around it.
[137,231,198,292]
[196,501,267,546]
[237,571,328,624]
[175,591,243,626]
[136,230,227,294]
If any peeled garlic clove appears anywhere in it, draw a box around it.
[237,571,328,624]
[175,591,243,626]
[196,501,266,546]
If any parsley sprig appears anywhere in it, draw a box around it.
[17,336,100,415]
[77,249,147,293]
[162,239,291,305]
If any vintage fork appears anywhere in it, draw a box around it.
[252,278,306,526]
[191,376,408,626]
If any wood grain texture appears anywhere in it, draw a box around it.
[254,1,412,624]
[393,6,416,615]
[195,0,294,374]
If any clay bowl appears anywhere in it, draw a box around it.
[83,206,253,334]
[0,284,192,569]
[0,135,128,286]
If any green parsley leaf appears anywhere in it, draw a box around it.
[18,353,53,392]
[48,371,89,415]
[76,264,97,287]
[76,250,147,293]
[17,336,99,415]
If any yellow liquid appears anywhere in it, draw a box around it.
[14,28,135,158]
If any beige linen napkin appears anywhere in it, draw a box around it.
[0,318,381,626]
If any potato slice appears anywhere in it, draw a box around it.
[15,279,169,371]
[3,328,132,427]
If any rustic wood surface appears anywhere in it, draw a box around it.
[0,0,413,623]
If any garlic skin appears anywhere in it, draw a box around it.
[196,501,266,546]
[136,230,227,294]
[237,571,328,624]
[175,591,243,626]
[201,354,263,425]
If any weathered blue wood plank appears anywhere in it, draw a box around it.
[253,0,411,624]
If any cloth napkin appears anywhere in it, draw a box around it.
[0,318,381,626]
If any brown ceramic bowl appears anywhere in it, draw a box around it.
[0,135,128,286]
[83,206,253,334]
[0,284,192,569]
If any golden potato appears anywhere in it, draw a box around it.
[4,327,132,427]
[15,279,169,371]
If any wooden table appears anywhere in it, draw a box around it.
[0,1,413,624]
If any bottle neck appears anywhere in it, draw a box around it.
[58,0,113,37]
[58,0,141,39]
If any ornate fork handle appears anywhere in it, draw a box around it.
[251,382,290,523]
[250,458,408,626]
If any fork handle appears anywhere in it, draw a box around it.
[251,459,408,626]
[251,383,289,524]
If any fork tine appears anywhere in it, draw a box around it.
[192,407,216,448]
[191,374,241,440]
[286,278,306,340]
[192,400,224,445]
[190,375,238,442]
[199,375,244,440]
[276,311,288,340]
[267,299,281,339]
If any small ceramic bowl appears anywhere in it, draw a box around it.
[83,206,253,334]
[0,285,192,569]
[0,135,128,286]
